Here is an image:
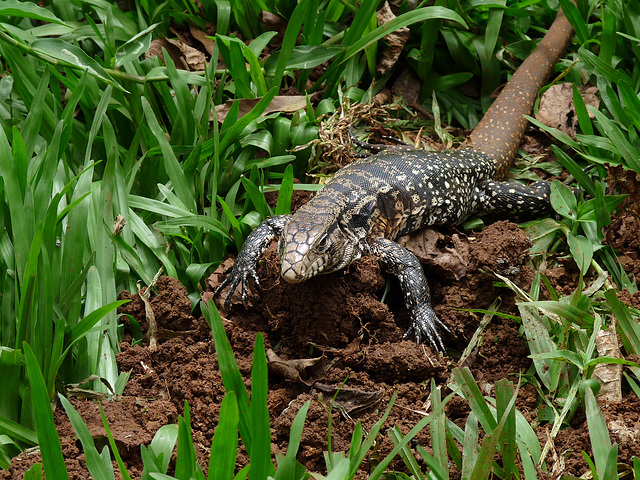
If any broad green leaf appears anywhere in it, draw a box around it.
[141,98,197,213]
[241,176,271,220]
[559,0,588,44]
[267,45,342,71]
[0,0,69,25]
[201,302,253,454]
[149,425,179,473]
[273,0,309,89]
[175,403,196,480]
[566,233,593,275]
[526,300,594,326]
[115,23,159,67]
[31,39,122,90]
[0,414,37,445]
[550,179,578,220]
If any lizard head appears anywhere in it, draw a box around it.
[278,212,359,283]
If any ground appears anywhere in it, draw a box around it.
[3,207,640,479]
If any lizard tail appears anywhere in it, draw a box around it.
[462,3,575,178]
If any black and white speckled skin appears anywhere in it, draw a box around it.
[215,4,575,351]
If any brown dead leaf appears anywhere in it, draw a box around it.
[376,2,409,75]
[113,214,127,236]
[214,95,307,123]
[605,165,640,212]
[608,418,640,445]
[165,38,206,70]
[397,228,469,280]
[593,317,622,403]
[146,38,184,66]
[65,375,114,399]
[313,382,384,416]
[266,349,326,386]
[189,25,215,55]
[535,83,599,139]
[373,88,392,105]
[146,37,206,71]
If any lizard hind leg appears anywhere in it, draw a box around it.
[472,179,552,219]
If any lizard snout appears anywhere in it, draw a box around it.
[281,265,305,283]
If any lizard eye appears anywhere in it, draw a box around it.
[316,235,330,253]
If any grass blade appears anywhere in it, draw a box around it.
[249,333,274,479]
[274,164,294,216]
[201,302,253,454]
[23,343,68,480]
[272,0,308,89]
[209,392,239,480]
[99,404,133,480]
[58,395,112,480]
[584,387,611,478]
[141,97,197,213]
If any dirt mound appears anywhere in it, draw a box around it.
[4,216,640,478]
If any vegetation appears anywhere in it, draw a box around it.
[0,0,639,478]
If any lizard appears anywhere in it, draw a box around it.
[215,4,576,351]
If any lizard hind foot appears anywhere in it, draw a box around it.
[404,303,451,353]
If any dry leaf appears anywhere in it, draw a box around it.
[146,38,183,66]
[535,83,599,139]
[165,38,206,70]
[146,37,206,71]
[376,2,409,75]
[266,349,326,386]
[113,214,127,236]
[313,382,384,416]
[189,25,215,55]
[593,317,622,403]
[398,228,469,280]
[608,418,640,445]
[214,95,307,123]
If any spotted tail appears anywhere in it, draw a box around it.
[463,3,575,177]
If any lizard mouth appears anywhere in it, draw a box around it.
[281,264,305,283]
[281,255,327,283]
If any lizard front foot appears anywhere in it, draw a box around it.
[213,215,291,310]
[404,303,450,352]
[214,253,261,310]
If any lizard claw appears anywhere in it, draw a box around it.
[404,303,450,353]
[213,259,260,310]
[212,215,291,312]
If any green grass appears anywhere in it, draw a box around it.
[0,0,640,477]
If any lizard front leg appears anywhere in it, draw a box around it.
[215,215,291,309]
[368,237,450,351]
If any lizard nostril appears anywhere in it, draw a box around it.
[281,262,304,284]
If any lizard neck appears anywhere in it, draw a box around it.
[462,3,575,178]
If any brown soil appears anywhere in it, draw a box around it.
[3,209,640,479]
